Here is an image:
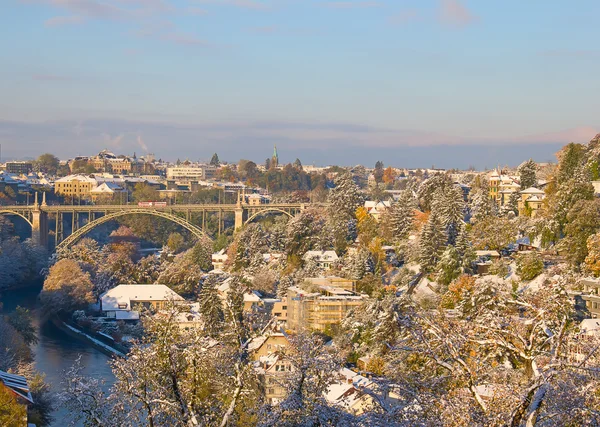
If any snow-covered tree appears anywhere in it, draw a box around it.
[388,190,415,243]
[518,158,537,189]
[327,172,363,220]
[418,211,446,272]
[431,185,465,244]
[199,277,224,337]
[40,259,95,315]
[436,246,461,287]
[416,173,453,211]
[469,189,497,223]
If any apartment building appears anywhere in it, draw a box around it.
[286,285,365,332]
[166,165,217,181]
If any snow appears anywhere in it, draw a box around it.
[64,323,126,357]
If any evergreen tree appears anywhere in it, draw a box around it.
[327,172,363,220]
[416,173,454,211]
[198,278,224,337]
[432,185,465,245]
[436,246,461,287]
[373,161,384,184]
[518,159,537,189]
[470,189,497,223]
[389,190,415,243]
[418,211,446,272]
[455,224,476,273]
[210,153,220,166]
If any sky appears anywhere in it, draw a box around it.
[1,0,600,168]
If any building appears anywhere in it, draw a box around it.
[5,161,33,175]
[582,279,600,319]
[286,285,365,332]
[363,200,391,221]
[211,249,229,270]
[166,165,217,181]
[271,145,279,168]
[518,187,545,217]
[100,284,185,320]
[90,182,126,201]
[304,277,356,292]
[0,369,33,423]
[488,169,520,204]
[54,174,98,197]
[303,250,339,269]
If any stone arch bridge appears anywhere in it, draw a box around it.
[0,193,319,250]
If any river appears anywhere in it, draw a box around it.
[1,282,115,426]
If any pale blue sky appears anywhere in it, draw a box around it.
[1,0,599,167]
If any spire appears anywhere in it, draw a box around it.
[271,145,279,167]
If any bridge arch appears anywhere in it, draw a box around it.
[244,208,294,225]
[57,209,211,250]
[0,210,33,227]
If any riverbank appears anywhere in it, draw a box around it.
[50,317,127,358]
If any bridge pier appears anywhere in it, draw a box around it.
[31,209,49,249]
[234,207,246,231]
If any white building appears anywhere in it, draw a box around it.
[211,249,229,270]
[303,250,339,269]
[100,284,184,320]
[166,165,217,181]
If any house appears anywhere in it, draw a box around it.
[475,250,501,260]
[516,236,541,252]
[303,250,339,269]
[364,200,391,221]
[249,331,290,361]
[582,279,600,319]
[325,368,401,415]
[211,249,228,270]
[90,182,126,201]
[256,353,294,404]
[100,284,185,320]
[54,174,99,197]
[488,169,521,205]
[518,187,546,217]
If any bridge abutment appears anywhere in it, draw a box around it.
[234,207,246,231]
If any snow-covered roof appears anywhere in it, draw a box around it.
[580,319,600,336]
[303,250,339,262]
[0,370,33,404]
[521,187,545,195]
[90,182,125,194]
[55,174,98,184]
[475,250,500,257]
[101,284,184,311]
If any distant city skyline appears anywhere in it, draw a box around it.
[2,0,599,167]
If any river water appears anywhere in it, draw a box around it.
[1,282,115,426]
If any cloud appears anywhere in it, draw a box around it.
[249,25,278,33]
[136,134,149,151]
[2,118,597,168]
[324,1,381,9]
[185,7,208,16]
[159,32,208,46]
[44,15,85,27]
[194,0,269,10]
[438,0,478,28]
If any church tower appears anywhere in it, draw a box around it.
[271,145,279,168]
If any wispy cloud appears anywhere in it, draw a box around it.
[438,0,478,28]
[324,1,382,9]
[249,25,278,33]
[44,15,84,27]
[194,0,269,10]
[159,32,208,46]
